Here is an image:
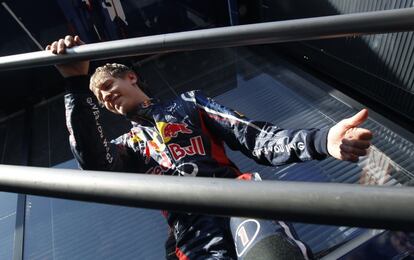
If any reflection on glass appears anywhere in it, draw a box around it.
[24,159,168,260]
[0,192,17,260]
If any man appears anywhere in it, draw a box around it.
[47,35,373,259]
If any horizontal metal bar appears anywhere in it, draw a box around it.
[1,8,414,71]
[0,165,414,231]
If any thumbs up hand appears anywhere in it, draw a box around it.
[327,109,373,162]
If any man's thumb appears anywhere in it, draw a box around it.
[343,109,369,127]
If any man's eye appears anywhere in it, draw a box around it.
[102,82,113,90]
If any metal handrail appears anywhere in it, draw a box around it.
[0,164,413,231]
[0,8,414,71]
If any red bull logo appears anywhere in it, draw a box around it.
[164,123,192,137]
[168,136,205,161]
[156,122,193,143]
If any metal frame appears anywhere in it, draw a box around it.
[0,165,414,231]
[0,8,414,71]
[0,8,412,246]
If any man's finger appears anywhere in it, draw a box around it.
[345,127,373,142]
[51,41,58,54]
[45,45,51,51]
[74,35,85,45]
[64,35,74,48]
[340,151,359,162]
[339,143,367,156]
[57,39,66,54]
[348,155,359,162]
[342,109,369,128]
[342,139,371,149]
[353,128,373,140]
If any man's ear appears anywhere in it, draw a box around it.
[127,72,137,84]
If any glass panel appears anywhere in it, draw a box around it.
[0,192,17,260]
[340,231,414,259]
[24,159,168,260]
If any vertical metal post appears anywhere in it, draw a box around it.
[13,196,26,260]
[13,107,32,260]
[227,0,239,26]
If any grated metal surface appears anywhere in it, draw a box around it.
[259,0,414,121]
[325,0,414,119]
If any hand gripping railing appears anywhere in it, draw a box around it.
[0,8,414,71]
[0,165,413,231]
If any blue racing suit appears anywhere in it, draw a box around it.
[64,75,329,259]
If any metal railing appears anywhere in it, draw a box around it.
[0,165,413,231]
[0,8,414,71]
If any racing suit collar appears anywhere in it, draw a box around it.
[125,98,160,122]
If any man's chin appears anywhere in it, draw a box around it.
[113,104,125,115]
[116,108,126,115]
[106,106,124,115]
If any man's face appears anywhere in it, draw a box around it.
[93,72,147,115]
